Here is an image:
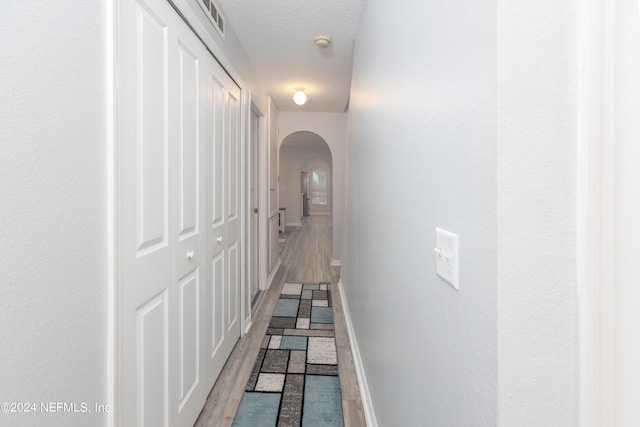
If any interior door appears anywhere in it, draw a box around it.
[207,60,242,386]
[171,13,209,427]
[250,109,259,303]
[118,1,174,424]
[118,0,242,425]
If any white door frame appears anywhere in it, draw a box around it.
[256,101,270,291]
[239,85,249,335]
[107,1,116,425]
[247,96,265,302]
[577,0,616,425]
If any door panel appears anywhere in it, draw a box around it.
[226,89,241,330]
[120,1,172,425]
[172,12,208,427]
[210,252,225,355]
[211,76,225,229]
[177,270,199,408]
[176,41,199,241]
[206,61,242,386]
[227,90,239,221]
[135,1,169,256]
[227,242,239,329]
[135,3,169,258]
[137,290,168,427]
[208,70,226,387]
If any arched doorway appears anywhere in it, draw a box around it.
[279,131,333,225]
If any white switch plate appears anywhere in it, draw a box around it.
[436,228,459,290]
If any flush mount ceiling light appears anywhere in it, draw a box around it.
[293,88,307,105]
[314,35,332,49]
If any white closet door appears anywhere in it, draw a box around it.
[119,1,174,425]
[206,58,242,387]
[171,13,209,427]
[118,0,242,425]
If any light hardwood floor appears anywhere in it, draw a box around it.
[194,215,366,426]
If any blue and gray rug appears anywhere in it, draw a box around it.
[232,282,344,427]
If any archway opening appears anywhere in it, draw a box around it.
[279,131,333,225]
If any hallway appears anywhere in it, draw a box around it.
[195,216,366,426]
[6,0,640,425]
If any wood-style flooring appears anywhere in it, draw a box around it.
[194,215,366,426]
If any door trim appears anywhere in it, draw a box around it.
[245,93,264,325]
[240,86,250,334]
[107,0,117,425]
[577,0,616,424]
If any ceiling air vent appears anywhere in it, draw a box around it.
[198,0,225,38]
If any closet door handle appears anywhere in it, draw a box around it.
[216,236,223,243]
[186,251,195,260]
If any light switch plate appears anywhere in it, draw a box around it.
[435,228,459,290]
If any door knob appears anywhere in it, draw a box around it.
[187,250,195,260]
[217,236,223,243]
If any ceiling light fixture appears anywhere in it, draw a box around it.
[314,35,332,49]
[293,88,307,105]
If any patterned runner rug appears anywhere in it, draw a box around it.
[232,282,344,427]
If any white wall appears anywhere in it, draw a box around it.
[614,0,640,423]
[280,144,332,222]
[278,112,346,263]
[0,2,109,425]
[343,0,497,424]
[497,1,578,425]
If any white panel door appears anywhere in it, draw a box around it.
[119,0,173,425]
[118,0,242,425]
[206,62,242,386]
[171,15,209,427]
[249,109,259,303]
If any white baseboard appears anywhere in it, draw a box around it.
[286,222,302,227]
[265,259,281,290]
[330,259,341,267]
[243,319,253,335]
[336,279,378,427]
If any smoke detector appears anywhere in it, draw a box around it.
[314,36,332,49]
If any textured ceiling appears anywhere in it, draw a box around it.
[216,0,365,113]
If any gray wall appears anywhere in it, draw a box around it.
[342,0,581,425]
[342,0,497,424]
[0,2,109,425]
